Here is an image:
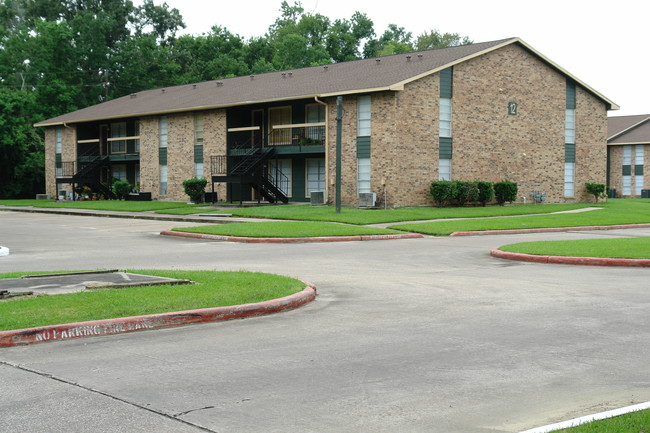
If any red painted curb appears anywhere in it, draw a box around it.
[490,248,650,267]
[0,285,316,347]
[160,230,423,243]
[451,223,650,236]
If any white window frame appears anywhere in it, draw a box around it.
[160,165,168,195]
[194,162,204,179]
[134,120,140,152]
[357,95,371,137]
[439,98,452,138]
[439,158,452,181]
[305,158,326,197]
[635,145,644,195]
[194,113,204,145]
[269,106,292,145]
[159,116,167,148]
[623,145,632,195]
[358,157,371,194]
[55,127,62,154]
[565,108,576,144]
[564,162,575,197]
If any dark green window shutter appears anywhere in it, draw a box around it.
[194,145,203,163]
[566,81,576,109]
[622,165,631,176]
[55,153,62,167]
[564,143,575,163]
[440,67,453,99]
[159,147,167,165]
[439,137,453,159]
[356,136,371,158]
[635,165,644,175]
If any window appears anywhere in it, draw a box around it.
[635,145,644,195]
[159,116,167,148]
[269,159,291,196]
[306,104,325,143]
[439,98,452,138]
[358,158,371,193]
[194,113,204,178]
[110,122,127,153]
[195,163,204,179]
[112,165,127,181]
[439,159,451,181]
[160,165,168,195]
[55,127,62,154]
[306,159,326,196]
[269,107,291,145]
[357,96,371,137]
[565,109,575,144]
[623,145,632,195]
[564,162,575,197]
[55,127,63,177]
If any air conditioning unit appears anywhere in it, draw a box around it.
[358,192,376,208]
[310,191,325,205]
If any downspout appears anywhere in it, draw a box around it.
[314,96,329,203]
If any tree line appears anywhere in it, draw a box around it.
[0,0,471,198]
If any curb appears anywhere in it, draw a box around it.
[160,230,424,243]
[0,284,316,347]
[0,246,9,256]
[490,248,650,267]
[450,223,650,236]
[518,401,650,433]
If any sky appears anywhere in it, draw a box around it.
[144,0,648,116]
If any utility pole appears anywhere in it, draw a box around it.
[335,96,343,213]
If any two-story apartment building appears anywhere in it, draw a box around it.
[36,37,618,206]
[607,114,650,198]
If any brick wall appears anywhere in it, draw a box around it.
[329,42,610,207]
[139,110,227,202]
[44,126,76,199]
[608,143,650,197]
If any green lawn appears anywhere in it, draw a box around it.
[172,221,402,237]
[155,206,220,215]
[554,408,650,432]
[390,199,650,235]
[215,203,592,225]
[0,199,202,212]
[0,270,306,331]
[498,237,650,259]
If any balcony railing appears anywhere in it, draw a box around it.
[270,123,326,147]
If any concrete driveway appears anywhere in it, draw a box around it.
[1,210,649,433]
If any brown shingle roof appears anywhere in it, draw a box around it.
[34,37,618,127]
[608,114,650,144]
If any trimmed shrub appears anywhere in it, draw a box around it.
[112,180,131,200]
[476,181,494,207]
[430,180,454,207]
[452,181,479,207]
[182,177,208,203]
[585,182,606,203]
[494,180,518,206]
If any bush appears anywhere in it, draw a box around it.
[182,177,208,203]
[112,180,131,200]
[494,180,518,206]
[451,181,479,207]
[430,180,454,207]
[476,181,494,207]
[585,182,606,203]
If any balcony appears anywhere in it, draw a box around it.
[227,123,326,155]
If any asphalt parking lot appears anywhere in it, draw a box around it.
[1,210,649,433]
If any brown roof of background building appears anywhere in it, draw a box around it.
[35,37,618,127]
[608,114,650,144]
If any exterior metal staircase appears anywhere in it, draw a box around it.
[59,155,115,199]
[212,147,289,204]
